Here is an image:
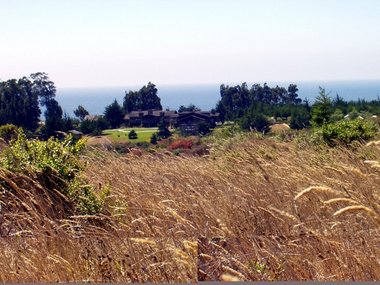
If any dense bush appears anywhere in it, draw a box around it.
[321,119,378,145]
[80,117,110,135]
[150,133,158,144]
[198,121,212,136]
[128,129,138,139]
[157,119,171,139]
[0,124,18,143]
[240,111,270,133]
[0,129,102,214]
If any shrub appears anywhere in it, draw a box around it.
[150,133,158,144]
[113,142,132,153]
[0,129,102,214]
[80,117,110,135]
[169,139,193,151]
[210,125,242,140]
[290,108,311,129]
[321,119,378,146]
[157,119,171,139]
[240,112,270,133]
[329,109,345,123]
[128,130,138,140]
[198,121,213,136]
[136,141,150,149]
[0,124,18,143]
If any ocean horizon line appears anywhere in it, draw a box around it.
[55,80,380,116]
[57,78,380,90]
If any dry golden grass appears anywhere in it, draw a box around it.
[1,133,380,281]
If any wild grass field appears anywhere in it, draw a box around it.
[0,131,379,282]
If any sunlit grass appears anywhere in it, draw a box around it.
[103,127,158,143]
[1,132,380,281]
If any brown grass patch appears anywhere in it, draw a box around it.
[1,135,380,281]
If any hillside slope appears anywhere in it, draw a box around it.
[1,134,380,282]
[84,134,380,281]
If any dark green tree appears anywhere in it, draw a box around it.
[80,117,109,135]
[150,133,158,144]
[178,104,201,112]
[157,118,171,139]
[30,72,56,106]
[289,107,311,129]
[74,105,89,120]
[218,83,251,120]
[311,87,333,127]
[288,84,301,104]
[0,73,67,135]
[0,77,40,131]
[240,106,270,133]
[262,83,272,105]
[19,77,41,130]
[333,94,348,114]
[62,113,78,131]
[104,99,124,128]
[198,121,212,136]
[123,82,162,112]
[43,99,64,137]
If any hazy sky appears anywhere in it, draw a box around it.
[1,0,380,87]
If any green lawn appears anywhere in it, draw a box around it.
[103,128,158,143]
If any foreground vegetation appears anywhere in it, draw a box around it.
[0,127,379,282]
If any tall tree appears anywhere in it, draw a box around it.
[104,99,124,128]
[30,72,56,106]
[311,87,333,127]
[44,99,63,136]
[74,105,89,120]
[123,82,162,112]
[0,77,40,131]
[288,84,301,104]
[0,72,64,134]
[19,77,41,130]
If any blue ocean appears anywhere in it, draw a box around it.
[56,80,380,117]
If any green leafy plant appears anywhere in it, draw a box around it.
[0,128,102,214]
[0,124,18,143]
[321,119,378,145]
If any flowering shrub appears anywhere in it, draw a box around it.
[168,139,193,150]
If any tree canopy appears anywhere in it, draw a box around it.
[178,104,201,112]
[43,99,64,137]
[104,99,124,128]
[215,82,309,131]
[0,72,62,132]
[215,82,304,122]
[74,105,89,120]
[123,82,162,113]
[0,77,40,131]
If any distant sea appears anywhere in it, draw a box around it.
[56,80,380,117]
